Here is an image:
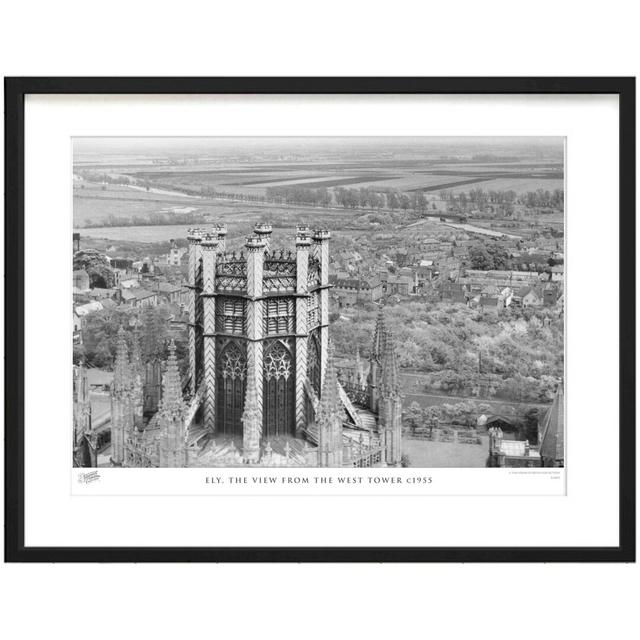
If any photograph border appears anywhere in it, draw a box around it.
[4,76,635,562]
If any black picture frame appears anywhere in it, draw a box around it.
[4,77,635,563]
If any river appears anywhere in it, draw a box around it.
[76,225,196,242]
[443,221,522,239]
[125,184,198,199]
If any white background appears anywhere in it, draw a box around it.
[1,2,638,640]
[26,94,603,548]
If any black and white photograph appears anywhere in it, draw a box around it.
[72,136,565,471]
[5,75,633,565]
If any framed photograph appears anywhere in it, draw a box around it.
[4,77,635,562]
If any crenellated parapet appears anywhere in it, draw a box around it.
[196,227,332,296]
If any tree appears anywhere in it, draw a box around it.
[73,249,116,288]
[402,402,425,434]
[468,245,493,270]
[488,244,510,270]
[468,243,510,270]
[79,305,187,372]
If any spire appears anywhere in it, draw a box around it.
[370,305,387,362]
[112,326,131,395]
[380,330,400,398]
[317,341,343,467]
[159,340,184,416]
[141,308,164,362]
[319,341,341,417]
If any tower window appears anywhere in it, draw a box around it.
[215,297,246,334]
[263,298,295,335]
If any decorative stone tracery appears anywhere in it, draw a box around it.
[263,339,295,437]
[215,340,247,436]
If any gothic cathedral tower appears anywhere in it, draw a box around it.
[185,224,331,444]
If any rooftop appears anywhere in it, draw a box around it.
[122,288,156,301]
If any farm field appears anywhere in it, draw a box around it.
[77,225,210,243]
[74,182,196,200]
[162,165,560,195]
[74,199,379,243]
[73,193,240,227]
[445,177,564,194]
[73,144,564,227]
[127,168,565,199]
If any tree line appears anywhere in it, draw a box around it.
[84,210,209,228]
[439,187,564,215]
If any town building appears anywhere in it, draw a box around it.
[121,288,158,308]
[477,293,507,313]
[386,274,414,296]
[512,286,543,308]
[166,239,187,266]
[74,300,104,317]
[440,281,468,303]
[155,281,184,305]
[549,265,564,282]
[108,257,134,271]
[543,283,560,306]
[329,274,383,306]
[87,287,117,301]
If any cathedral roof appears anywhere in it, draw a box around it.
[539,383,564,462]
